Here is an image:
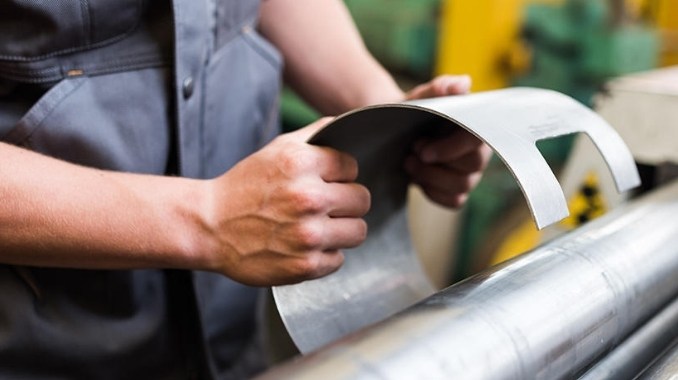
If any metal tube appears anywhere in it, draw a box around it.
[259,181,678,380]
[578,297,678,380]
[636,339,678,380]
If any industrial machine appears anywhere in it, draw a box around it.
[259,182,678,379]
[254,80,678,378]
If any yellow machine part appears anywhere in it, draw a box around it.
[490,219,540,266]
[627,0,678,65]
[559,172,608,230]
[435,0,563,91]
[651,0,678,66]
[491,172,608,266]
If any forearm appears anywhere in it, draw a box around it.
[259,0,404,115]
[0,142,210,271]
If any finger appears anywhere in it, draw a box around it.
[443,148,491,174]
[293,250,345,282]
[406,156,482,195]
[416,129,486,164]
[287,216,368,252]
[314,147,359,183]
[286,180,369,217]
[267,250,345,285]
[406,75,472,100]
[439,74,472,95]
[313,250,345,278]
[294,117,360,183]
[324,182,371,218]
[420,187,469,209]
[321,217,368,251]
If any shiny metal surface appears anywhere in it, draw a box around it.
[579,297,678,380]
[261,181,678,380]
[273,87,640,354]
[637,340,678,380]
[408,88,639,228]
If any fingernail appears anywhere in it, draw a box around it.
[449,75,472,94]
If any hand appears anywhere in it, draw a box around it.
[201,118,370,286]
[405,74,473,100]
[404,75,492,208]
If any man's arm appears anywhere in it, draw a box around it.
[0,119,368,286]
[0,141,206,270]
[259,0,404,115]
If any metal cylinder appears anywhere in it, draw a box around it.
[637,340,678,380]
[578,297,678,380]
[259,181,678,380]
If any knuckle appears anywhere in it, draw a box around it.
[455,193,469,207]
[278,147,314,176]
[458,175,475,193]
[293,222,324,249]
[288,184,325,214]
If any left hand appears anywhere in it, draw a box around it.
[404,75,492,208]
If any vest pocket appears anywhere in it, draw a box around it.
[1,78,87,146]
[241,27,283,71]
[0,0,143,60]
[1,68,172,174]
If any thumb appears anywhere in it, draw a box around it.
[406,75,472,100]
[288,116,336,142]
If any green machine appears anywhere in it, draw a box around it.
[343,0,439,79]
[516,0,659,105]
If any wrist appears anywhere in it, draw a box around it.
[163,178,221,272]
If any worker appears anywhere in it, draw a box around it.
[0,0,490,378]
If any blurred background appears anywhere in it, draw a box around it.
[280,0,678,288]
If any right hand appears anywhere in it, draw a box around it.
[201,117,370,286]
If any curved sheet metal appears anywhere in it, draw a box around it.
[273,87,640,354]
[261,181,678,380]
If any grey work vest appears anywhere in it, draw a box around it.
[0,0,282,379]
